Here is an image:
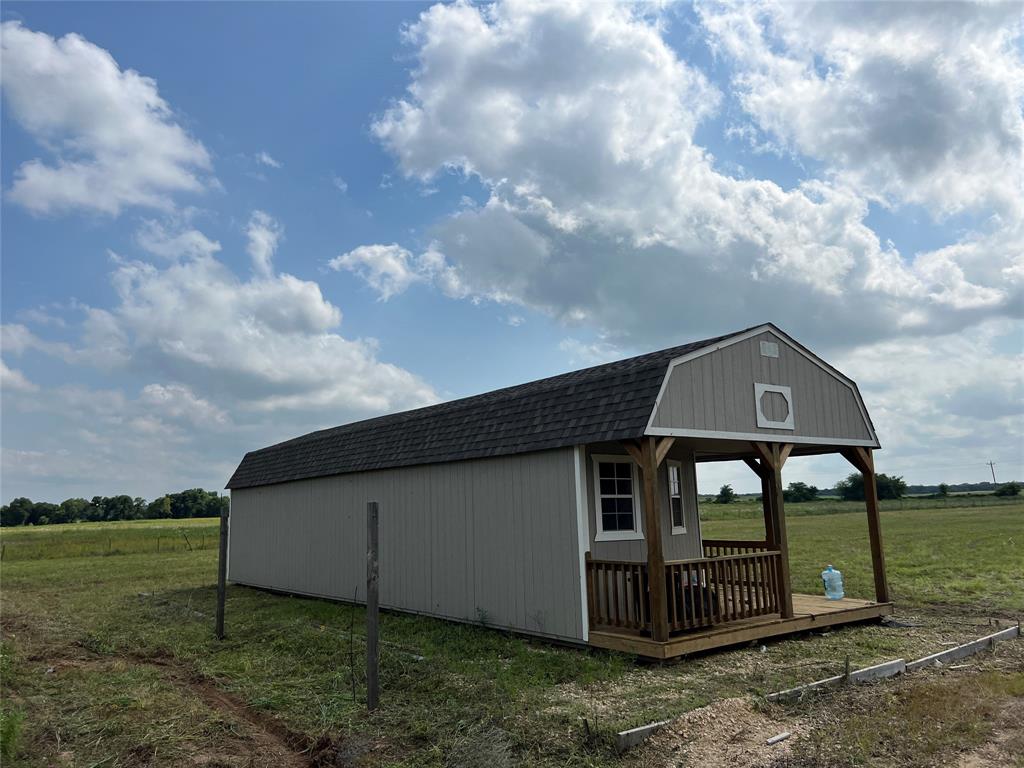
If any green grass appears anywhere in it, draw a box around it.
[1,504,1021,766]
[703,505,1023,613]
[697,493,1020,521]
[0,517,219,561]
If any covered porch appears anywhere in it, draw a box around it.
[583,437,892,659]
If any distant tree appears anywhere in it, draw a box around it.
[937,483,950,498]
[146,496,172,519]
[59,498,90,524]
[1,498,32,527]
[880,474,908,499]
[994,481,1021,497]
[836,473,906,501]
[102,495,135,521]
[204,493,228,518]
[783,482,819,503]
[29,502,60,526]
[715,484,736,504]
[3,489,226,527]
[86,497,106,522]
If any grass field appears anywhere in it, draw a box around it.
[1,504,1021,766]
[697,493,1020,520]
[0,517,219,561]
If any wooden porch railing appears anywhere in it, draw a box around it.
[585,556,650,632]
[587,547,782,635]
[666,550,781,632]
[702,539,771,558]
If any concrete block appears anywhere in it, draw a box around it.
[907,625,1020,672]
[615,720,670,752]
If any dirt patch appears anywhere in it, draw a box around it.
[955,693,1024,767]
[4,614,359,768]
[629,697,801,768]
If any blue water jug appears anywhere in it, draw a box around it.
[821,564,844,600]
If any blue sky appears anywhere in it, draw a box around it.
[2,1,1022,502]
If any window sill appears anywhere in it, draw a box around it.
[595,530,644,542]
[670,526,688,536]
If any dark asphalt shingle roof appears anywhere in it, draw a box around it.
[226,327,752,489]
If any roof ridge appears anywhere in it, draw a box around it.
[227,324,767,487]
[244,327,747,457]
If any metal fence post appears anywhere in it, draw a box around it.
[215,500,229,640]
[366,501,379,711]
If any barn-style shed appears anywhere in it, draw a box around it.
[226,323,892,659]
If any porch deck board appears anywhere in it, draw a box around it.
[588,593,893,659]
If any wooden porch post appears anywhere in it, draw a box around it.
[744,457,776,546]
[640,437,669,642]
[842,447,890,603]
[754,442,794,618]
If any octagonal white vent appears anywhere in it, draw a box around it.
[754,383,794,430]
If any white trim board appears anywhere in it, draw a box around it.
[643,323,879,447]
[573,445,590,643]
[646,426,878,448]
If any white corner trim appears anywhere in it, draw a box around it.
[643,324,879,446]
[225,493,232,581]
[573,445,590,642]
[591,453,645,542]
[754,382,795,430]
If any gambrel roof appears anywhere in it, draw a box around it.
[226,327,751,489]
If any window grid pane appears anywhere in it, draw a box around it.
[671,497,684,528]
[597,460,636,532]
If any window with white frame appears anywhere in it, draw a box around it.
[592,456,643,540]
[667,460,685,533]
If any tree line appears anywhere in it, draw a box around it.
[0,489,228,527]
[713,474,1020,504]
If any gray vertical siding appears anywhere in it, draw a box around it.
[584,443,702,562]
[228,447,585,643]
[650,330,875,443]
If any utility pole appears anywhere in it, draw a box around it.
[987,461,997,484]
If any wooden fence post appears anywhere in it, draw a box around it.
[366,501,380,712]
[215,501,229,640]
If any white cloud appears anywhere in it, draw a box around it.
[329,242,465,301]
[1,380,234,500]
[0,22,213,216]
[330,244,419,300]
[1,322,75,361]
[17,308,66,328]
[332,175,348,193]
[558,337,624,367]
[365,0,1019,352]
[245,210,282,277]
[697,1,1024,219]
[1,359,38,392]
[86,228,435,416]
[256,150,282,169]
[139,382,228,426]
[136,219,221,261]
[352,0,1024,489]
[835,320,1024,467]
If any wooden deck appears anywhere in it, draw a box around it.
[588,593,893,659]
